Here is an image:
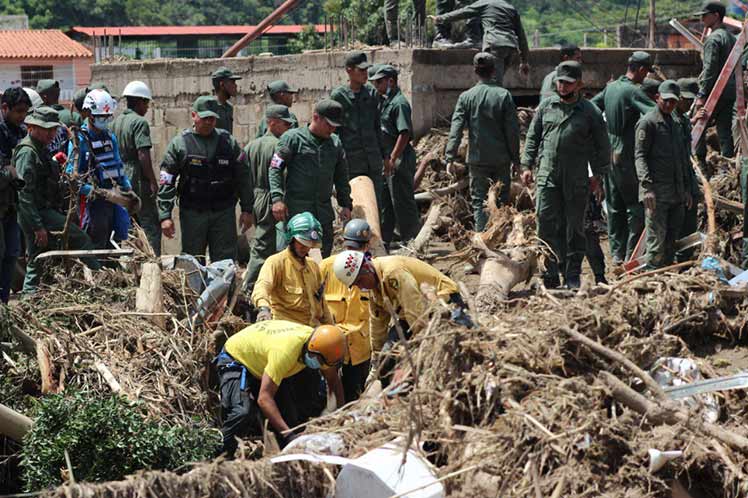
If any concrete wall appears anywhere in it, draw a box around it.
[0,57,93,101]
[93,47,702,159]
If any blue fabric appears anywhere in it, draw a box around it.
[701,256,729,283]
[0,214,20,303]
[113,204,130,241]
[67,123,130,193]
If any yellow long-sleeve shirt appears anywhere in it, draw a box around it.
[368,256,459,351]
[319,255,371,366]
[252,247,332,327]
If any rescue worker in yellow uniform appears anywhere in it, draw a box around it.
[215,320,346,456]
[333,251,475,354]
[252,211,332,326]
[319,219,373,402]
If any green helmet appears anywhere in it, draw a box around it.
[286,212,323,248]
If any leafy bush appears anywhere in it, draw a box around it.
[21,391,220,491]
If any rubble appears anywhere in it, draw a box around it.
[2,125,748,498]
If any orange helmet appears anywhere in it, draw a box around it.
[308,325,346,367]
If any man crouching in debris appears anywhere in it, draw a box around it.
[521,61,610,289]
[215,321,346,456]
[635,80,691,269]
[333,251,474,358]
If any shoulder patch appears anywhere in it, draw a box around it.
[637,129,647,142]
[270,153,284,169]
[388,278,399,290]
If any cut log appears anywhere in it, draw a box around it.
[476,249,537,301]
[349,175,386,256]
[692,159,717,255]
[412,203,442,253]
[414,179,469,203]
[0,403,33,441]
[37,341,56,394]
[95,362,122,393]
[136,262,166,329]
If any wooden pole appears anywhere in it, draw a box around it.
[0,403,33,442]
[136,262,166,329]
[648,0,656,48]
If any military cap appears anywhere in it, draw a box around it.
[25,106,61,129]
[628,51,653,68]
[315,99,343,127]
[36,79,59,95]
[267,80,298,95]
[368,64,399,81]
[367,63,383,79]
[473,52,496,68]
[677,77,699,99]
[211,67,242,81]
[658,80,681,100]
[694,0,726,17]
[192,95,220,119]
[641,78,662,95]
[345,51,372,69]
[265,104,295,124]
[556,61,582,82]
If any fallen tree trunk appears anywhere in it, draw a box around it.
[0,402,33,441]
[601,372,748,454]
[413,151,437,191]
[412,203,442,253]
[414,179,468,203]
[692,158,717,255]
[350,175,387,256]
[476,250,537,302]
[136,262,166,329]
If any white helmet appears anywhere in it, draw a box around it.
[333,250,366,287]
[83,89,116,115]
[23,88,43,109]
[122,80,152,100]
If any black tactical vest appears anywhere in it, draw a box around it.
[178,130,237,211]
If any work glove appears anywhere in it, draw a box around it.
[256,306,272,322]
[52,152,68,165]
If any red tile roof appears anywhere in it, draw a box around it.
[72,25,327,37]
[0,29,92,59]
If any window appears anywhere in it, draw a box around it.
[20,65,53,88]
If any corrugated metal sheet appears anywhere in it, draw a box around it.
[71,25,326,37]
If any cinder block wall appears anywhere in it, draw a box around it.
[92,47,700,255]
[93,47,701,157]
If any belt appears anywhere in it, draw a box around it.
[216,349,248,390]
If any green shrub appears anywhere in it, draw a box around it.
[21,391,220,491]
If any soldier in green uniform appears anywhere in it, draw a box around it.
[111,81,161,255]
[590,51,654,264]
[432,0,530,85]
[635,81,691,269]
[369,65,421,246]
[540,43,581,100]
[255,80,299,139]
[641,78,662,102]
[330,52,386,207]
[694,0,736,161]
[36,80,64,115]
[15,107,101,293]
[432,0,482,48]
[269,99,353,258]
[521,61,610,289]
[674,78,703,262]
[158,96,253,262]
[244,105,295,292]
[446,52,520,232]
[211,67,241,135]
[383,0,426,46]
